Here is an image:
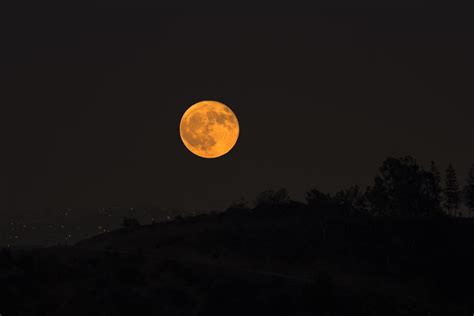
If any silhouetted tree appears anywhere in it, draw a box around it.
[367,156,440,216]
[255,188,289,207]
[463,164,474,217]
[334,185,368,214]
[444,164,460,216]
[305,188,334,210]
[427,160,443,212]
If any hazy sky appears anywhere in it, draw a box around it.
[1,6,472,213]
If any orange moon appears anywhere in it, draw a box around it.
[179,100,239,158]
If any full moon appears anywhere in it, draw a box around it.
[179,100,239,158]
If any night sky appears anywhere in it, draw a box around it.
[1,6,473,214]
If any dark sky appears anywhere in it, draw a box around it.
[1,5,473,213]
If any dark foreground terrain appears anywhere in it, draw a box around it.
[1,203,474,315]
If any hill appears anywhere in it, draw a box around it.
[1,202,474,315]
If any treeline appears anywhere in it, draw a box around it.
[233,156,474,218]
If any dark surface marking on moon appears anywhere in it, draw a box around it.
[182,112,216,151]
[206,110,227,125]
[206,109,235,131]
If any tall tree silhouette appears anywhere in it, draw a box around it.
[426,161,443,213]
[463,164,474,217]
[444,164,460,216]
[367,156,439,216]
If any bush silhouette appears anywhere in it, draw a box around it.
[255,188,290,208]
[121,217,140,229]
[306,188,334,210]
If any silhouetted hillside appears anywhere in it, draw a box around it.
[2,201,474,315]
